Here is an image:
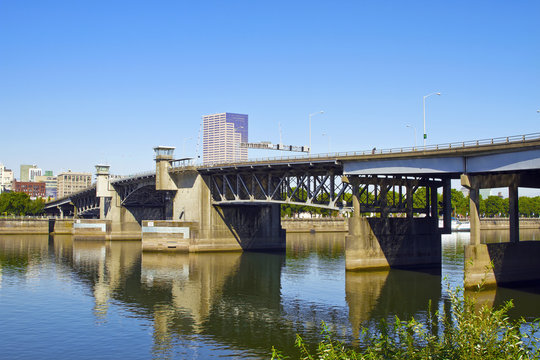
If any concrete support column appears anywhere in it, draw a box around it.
[430,184,438,219]
[406,184,413,218]
[442,178,452,233]
[469,187,481,246]
[99,198,106,220]
[351,177,361,216]
[509,184,519,243]
[461,174,480,246]
[379,184,388,218]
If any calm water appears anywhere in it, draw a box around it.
[1,231,540,359]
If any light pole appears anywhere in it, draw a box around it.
[423,92,441,148]
[309,110,324,155]
[405,124,417,150]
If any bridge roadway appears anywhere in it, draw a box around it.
[44,132,540,288]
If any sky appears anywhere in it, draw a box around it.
[1,1,539,181]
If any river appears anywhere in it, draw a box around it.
[1,231,539,359]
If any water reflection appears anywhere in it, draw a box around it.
[481,228,540,243]
[1,231,540,359]
[71,240,141,318]
[141,252,243,333]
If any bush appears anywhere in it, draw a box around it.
[271,287,540,359]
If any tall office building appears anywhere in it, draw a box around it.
[202,112,248,164]
[19,164,42,182]
[29,167,42,182]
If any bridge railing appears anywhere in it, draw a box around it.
[191,131,540,169]
[109,170,155,184]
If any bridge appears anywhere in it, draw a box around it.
[45,132,540,288]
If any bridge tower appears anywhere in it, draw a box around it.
[95,164,112,219]
[154,146,177,191]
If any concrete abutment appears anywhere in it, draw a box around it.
[462,172,540,288]
[345,217,441,271]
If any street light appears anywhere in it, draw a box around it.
[309,110,324,155]
[405,124,417,150]
[423,92,441,148]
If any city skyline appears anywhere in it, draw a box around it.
[1,1,539,178]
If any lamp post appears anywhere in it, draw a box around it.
[423,92,441,148]
[309,110,324,155]
[405,124,417,150]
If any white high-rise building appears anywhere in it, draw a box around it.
[202,113,248,165]
[29,167,42,182]
[0,164,14,193]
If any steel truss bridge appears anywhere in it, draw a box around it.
[46,132,540,219]
[197,162,443,216]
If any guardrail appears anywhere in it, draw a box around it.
[179,131,540,170]
[109,170,155,183]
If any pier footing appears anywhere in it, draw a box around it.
[464,241,540,289]
[345,217,441,271]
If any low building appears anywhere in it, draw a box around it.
[12,181,46,199]
[35,175,58,200]
[57,170,92,198]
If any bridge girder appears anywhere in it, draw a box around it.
[207,167,445,215]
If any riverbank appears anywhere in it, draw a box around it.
[281,218,349,233]
[282,217,540,233]
[2,217,540,235]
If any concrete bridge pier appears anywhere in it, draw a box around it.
[143,147,286,252]
[462,173,540,288]
[345,176,445,271]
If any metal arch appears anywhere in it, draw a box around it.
[117,183,169,207]
[118,182,151,205]
[70,188,100,217]
[111,176,159,206]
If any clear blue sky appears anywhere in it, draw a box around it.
[1,1,539,178]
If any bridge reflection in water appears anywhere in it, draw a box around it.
[1,233,540,358]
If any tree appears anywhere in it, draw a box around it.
[0,192,45,216]
[484,196,508,217]
[451,189,469,217]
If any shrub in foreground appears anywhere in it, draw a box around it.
[272,287,540,359]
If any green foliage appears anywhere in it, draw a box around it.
[483,195,508,217]
[0,192,45,216]
[451,189,469,217]
[281,187,339,217]
[272,287,540,359]
[519,196,540,217]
